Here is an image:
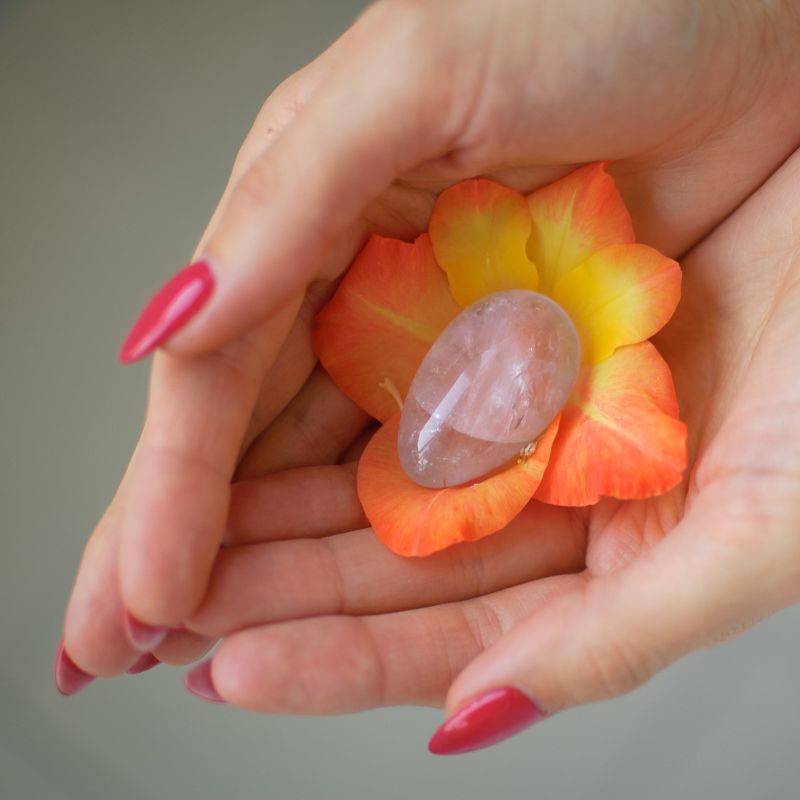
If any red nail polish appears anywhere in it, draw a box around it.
[184,660,225,704]
[54,639,95,696]
[124,611,168,653]
[118,260,214,363]
[428,687,545,755]
[127,653,160,675]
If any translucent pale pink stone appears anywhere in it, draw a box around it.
[397,290,580,488]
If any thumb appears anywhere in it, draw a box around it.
[429,504,787,755]
[119,1,479,362]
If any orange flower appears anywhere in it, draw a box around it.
[314,164,686,556]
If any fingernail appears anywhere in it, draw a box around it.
[54,639,95,696]
[184,660,225,704]
[118,260,214,363]
[124,611,168,652]
[127,653,160,675]
[428,687,546,755]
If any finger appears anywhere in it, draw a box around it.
[66,48,343,673]
[64,485,215,675]
[67,282,314,671]
[63,498,140,677]
[226,463,366,545]
[239,300,320,454]
[192,573,585,713]
[434,497,796,759]
[236,366,370,479]
[189,502,586,637]
[165,1,477,355]
[120,295,303,626]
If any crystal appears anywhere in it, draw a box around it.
[397,290,580,488]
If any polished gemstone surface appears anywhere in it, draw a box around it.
[397,290,580,488]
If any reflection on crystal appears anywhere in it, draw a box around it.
[397,290,580,488]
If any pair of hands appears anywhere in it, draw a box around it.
[61,0,800,753]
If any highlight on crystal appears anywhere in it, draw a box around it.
[313,163,686,557]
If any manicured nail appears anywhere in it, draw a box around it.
[124,611,168,652]
[127,653,160,675]
[184,660,225,704]
[118,260,214,363]
[428,687,546,755]
[54,639,95,696]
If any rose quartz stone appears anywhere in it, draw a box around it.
[397,290,580,488]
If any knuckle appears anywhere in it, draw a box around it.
[320,538,348,615]
[459,598,508,653]
[212,331,268,385]
[580,633,657,701]
[235,66,314,167]
[449,543,489,599]
[350,619,389,707]
[232,156,274,213]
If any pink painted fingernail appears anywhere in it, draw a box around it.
[54,639,95,696]
[184,660,225,704]
[124,611,168,652]
[428,687,546,755]
[118,260,215,363]
[127,653,160,675]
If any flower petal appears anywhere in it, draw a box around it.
[552,243,681,363]
[527,162,635,295]
[313,234,460,422]
[536,342,686,506]
[429,179,538,307]
[358,414,559,557]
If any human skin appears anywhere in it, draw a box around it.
[61,0,800,745]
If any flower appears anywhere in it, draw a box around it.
[313,163,686,556]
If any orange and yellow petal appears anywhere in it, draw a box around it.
[536,342,686,506]
[527,162,635,295]
[313,234,460,422]
[429,179,539,307]
[551,243,681,364]
[358,414,559,557]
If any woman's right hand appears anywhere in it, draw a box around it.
[183,141,800,756]
[59,0,800,688]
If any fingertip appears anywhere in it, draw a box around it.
[124,611,168,653]
[118,260,216,363]
[428,687,546,756]
[184,660,225,704]
[54,638,96,697]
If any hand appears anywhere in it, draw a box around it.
[183,145,800,755]
[60,0,800,685]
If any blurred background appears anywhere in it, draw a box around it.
[2,1,799,798]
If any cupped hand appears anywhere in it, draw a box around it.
[60,0,800,685]
[184,145,800,754]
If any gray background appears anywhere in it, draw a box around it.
[1,1,799,798]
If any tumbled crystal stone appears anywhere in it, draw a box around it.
[397,290,580,488]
